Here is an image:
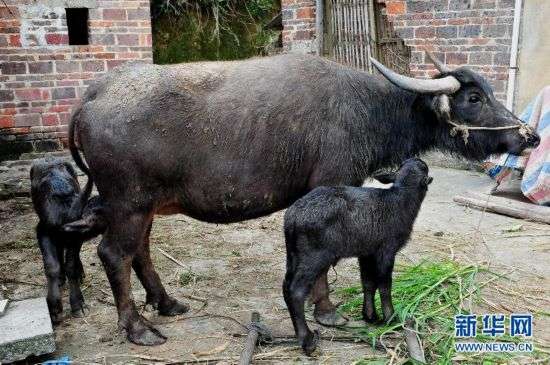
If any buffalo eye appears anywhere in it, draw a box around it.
[468,93,481,104]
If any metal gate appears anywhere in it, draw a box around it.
[324,0,410,74]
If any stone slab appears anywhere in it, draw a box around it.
[0,297,56,363]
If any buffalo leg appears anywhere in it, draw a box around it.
[98,211,167,346]
[359,255,379,323]
[283,260,322,356]
[376,250,396,323]
[37,232,63,324]
[311,270,347,326]
[132,223,189,316]
[65,242,87,317]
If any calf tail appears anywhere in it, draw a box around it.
[69,104,93,211]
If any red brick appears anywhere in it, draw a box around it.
[14,113,41,127]
[448,18,469,25]
[9,34,20,47]
[0,6,19,18]
[42,113,59,126]
[116,34,139,46]
[127,8,149,20]
[107,60,126,70]
[294,30,314,41]
[296,7,315,19]
[48,105,70,113]
[0,62,26,74]
[386,1,406,15]
[103,9,126,20]
[415,26,436,38]
[82,60,104,72]
[56,60,80,73]
[28,62,53,74]
[59,112,71,124]
[0,90,14,102]
[15,89,42,101]
[446,52,468,65]
[46,33,69,45]
[0,115,14,128]
[52,87,76,100]
[94,52,115,59]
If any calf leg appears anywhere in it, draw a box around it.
[358,255,378,323]
[311,271,347,326]
[132,223,189,316]
[283,263,321,356]
[37,232,63,324]
[65,242,87,317]
[98,210,166,346]
[376,251,396,323]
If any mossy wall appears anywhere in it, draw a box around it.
[151,0,281,64]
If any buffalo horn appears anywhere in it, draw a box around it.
[370,57,460,95]
[425,51,452,73]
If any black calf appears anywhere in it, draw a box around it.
[30,157,106,324]
[283,158,433,355]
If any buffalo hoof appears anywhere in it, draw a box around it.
[301,330,320,356]
[158,297,189,316]
[314,309,348,327]
[72,303,90,318]
[126,319,167,346]
[363,312,379,324]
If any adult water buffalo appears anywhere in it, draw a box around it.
[70,52,539,345]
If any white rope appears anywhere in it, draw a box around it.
[446,120,530,145]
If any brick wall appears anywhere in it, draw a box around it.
[384,0,514,102]
[0,0,152,160]
[282,0,514,102]
[282,0,317,53]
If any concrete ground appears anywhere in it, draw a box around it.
[0,165,548,364]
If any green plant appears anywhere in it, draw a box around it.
[151,0,280,63]
[339,261,547,364]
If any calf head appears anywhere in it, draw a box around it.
[374,158,433,189]
[63,196,107,240]
[371,52,540,160]
[30,158,81,218]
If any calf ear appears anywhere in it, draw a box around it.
[373,172,397,184]
[422,176,434,186]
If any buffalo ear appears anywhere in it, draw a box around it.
[63,219,92,233]
[373,172,397,184]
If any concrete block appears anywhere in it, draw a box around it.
[0,297,56,363]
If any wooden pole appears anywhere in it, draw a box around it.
[453,191,550,224]
[239,311,261,365]
[316,0,324,55]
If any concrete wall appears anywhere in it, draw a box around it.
[515,0,550,112]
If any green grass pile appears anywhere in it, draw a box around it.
[338,260,547,364]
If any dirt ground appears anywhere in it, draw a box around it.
[1,166,549,364]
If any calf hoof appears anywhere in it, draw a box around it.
[158,297,190,316]
[50,312,63,325]
[314,309,348,327]
[126,319,167,346]
[301,330,320,356]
